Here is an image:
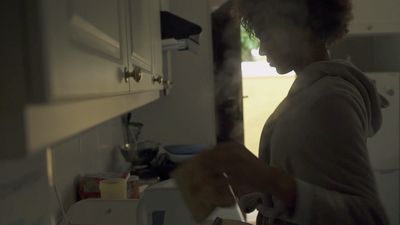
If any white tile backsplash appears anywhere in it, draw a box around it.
[98,119,119,150]
[0,152,51,225]
[79,129,101,174]
[0,117,128,225]
[51,136,82,220]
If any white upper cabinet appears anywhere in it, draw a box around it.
[350,0,400,34]
[37,0,130,100]
[27,0,164,101]
[127,0,153,73]
[1,0,164,158]
[366,73,400,171]
[151,0,164,79]
[126,0,164,93]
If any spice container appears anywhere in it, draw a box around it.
[128,175,140,199]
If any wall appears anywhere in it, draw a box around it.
[0,118,129,225]
[331,33,400,72]
[132,0,217,146]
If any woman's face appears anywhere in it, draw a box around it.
[255,25,309,74]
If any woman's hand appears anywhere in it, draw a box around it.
[197,142,276,196]
[171,142,297,214]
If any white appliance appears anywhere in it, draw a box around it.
[365,72,400,225]
[137,179,245,225]
[365,72,399,171]
[64,199,139,225]
[64,179,245,225]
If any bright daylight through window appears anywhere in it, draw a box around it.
[240,25,295,159]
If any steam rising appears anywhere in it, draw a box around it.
[213,2,245,143]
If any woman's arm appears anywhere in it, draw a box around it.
[172,80,389,225]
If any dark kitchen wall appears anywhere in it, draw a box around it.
[0,118,129,225]
[331,33,400,72]
[133,0,217,146]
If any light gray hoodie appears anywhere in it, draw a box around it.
[241,60,390,225]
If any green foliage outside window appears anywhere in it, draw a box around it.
[240,25,260,61]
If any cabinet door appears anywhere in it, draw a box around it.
[127,0,153,73]
[366,73,400,170]
[38,0,129,100]
[126,0,163,93]
[151,0,163,78]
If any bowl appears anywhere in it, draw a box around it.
[119,143,140,163]
[120,141,160,165]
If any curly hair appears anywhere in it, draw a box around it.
[234,0,353,45]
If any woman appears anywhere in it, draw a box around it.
[173,0,389,224]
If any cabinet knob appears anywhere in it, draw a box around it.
[124,66,142,83]
[162,79,172,87]
[152,75,163,84]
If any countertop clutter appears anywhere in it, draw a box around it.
[63,143,247,225]
[65,179,247,225]
[120,113,208,181]
[78,172,158,201]
[77,143,208,200]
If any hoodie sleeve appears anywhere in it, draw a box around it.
[271,77,389,225]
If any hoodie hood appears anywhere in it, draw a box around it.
[288,59,387,137]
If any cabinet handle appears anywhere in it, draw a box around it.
[124,67,130,83]
[132,67,142,82]
[162,79,172,87]
[152,75,163,84]
[124,66,142,83]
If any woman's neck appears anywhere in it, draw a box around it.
[294,43,330,75]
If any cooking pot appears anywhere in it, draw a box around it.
[120,141,160,165]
